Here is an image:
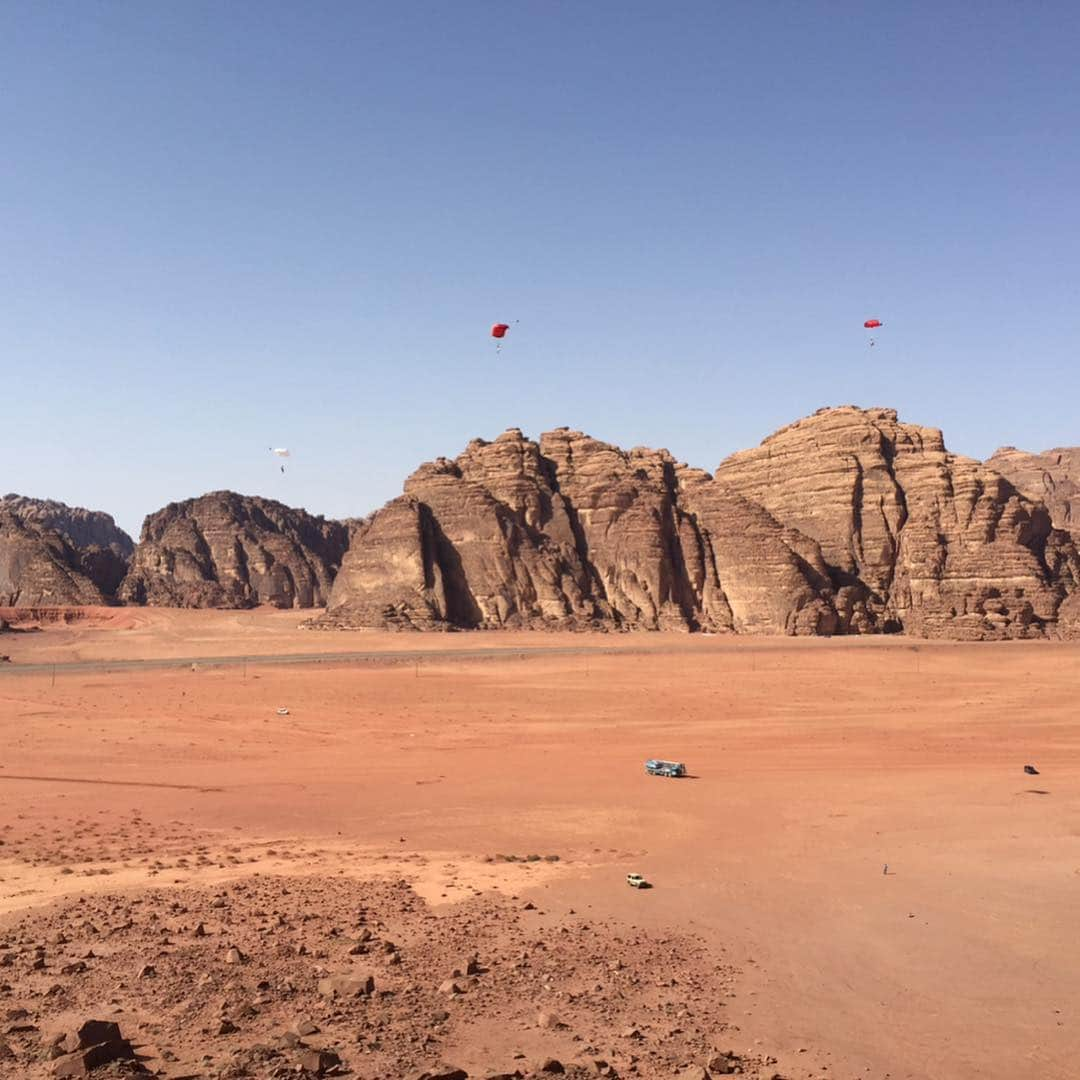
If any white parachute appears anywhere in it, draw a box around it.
[269,447,291,473]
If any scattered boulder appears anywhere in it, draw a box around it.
[707,1053,738,1074]
[294,1046,343,1075]
[49,1019,135,1077]
[318,972,375,999]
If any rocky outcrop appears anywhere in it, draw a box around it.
[119,492,348,609]
[986,446,1080,539]
[0,508,111,606]
[325,429,846,635]
[322,409,1080,639]
[0,495,134,559]
[0,496,134,605]
[713,407,1080,639]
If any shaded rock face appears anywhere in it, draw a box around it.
[0,509,110,606]
[324,409,1080,639]
[0,495,134,558]
[0,497,134,605]
[325,428,841,635]
[119,492,348,609]
[987,446,1080,539]
[713,407,1080,639]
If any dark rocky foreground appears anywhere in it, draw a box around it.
[0,876,772,1080]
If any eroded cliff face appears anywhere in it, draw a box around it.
[119,492,348,609]
[322,409,1080,639]
[0,509,110,606]
[324,428,845,635]
[0,496,134,605]
[987,446,1080,539]
[714,407,1080,639]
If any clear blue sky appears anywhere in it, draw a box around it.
[3,2,1079,538]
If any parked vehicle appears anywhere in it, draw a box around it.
[645,759,686,777]
[626,873,648,888]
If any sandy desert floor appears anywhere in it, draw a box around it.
[0,609,1077,1079]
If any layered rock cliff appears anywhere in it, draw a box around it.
[0,495,134,558]
[0,509,111,606]
[0,496,134,605]
[322,409,1080,639]
[322,425,833,634]
[713,408,1080,639]
[986,446,1080,539]
[119,492,349,609]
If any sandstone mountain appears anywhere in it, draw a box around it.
[986,446,1080,540]
[0,509,111,606]
[0,494,134,558]
[0,495,134,605]
[713,408,1080,638]
[119,492,349,609]
[322,408,1080,639]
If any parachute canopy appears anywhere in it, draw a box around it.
[491,323,510,339]
[270,448,291,458]
[863,319,883,329]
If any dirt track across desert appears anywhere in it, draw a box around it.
[1,609,1078,1079]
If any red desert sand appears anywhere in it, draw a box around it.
[0,608,1077,1078]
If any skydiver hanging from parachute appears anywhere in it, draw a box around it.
[270,447,290,474]
[864,318,883,347]
[491,320,522,354]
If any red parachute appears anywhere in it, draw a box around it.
[864,319,883,329]
[491,323,510,338]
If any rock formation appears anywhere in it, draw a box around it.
[0,508,111,606]
[322,408,1080,639]
[119,492,349,609]
[0,495,134,559]
[986,446,1080,539]
[0,496,134,605]
[325,427,839,635]
[714,407,1080,639]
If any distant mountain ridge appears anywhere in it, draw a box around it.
[2,409,1079,639]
